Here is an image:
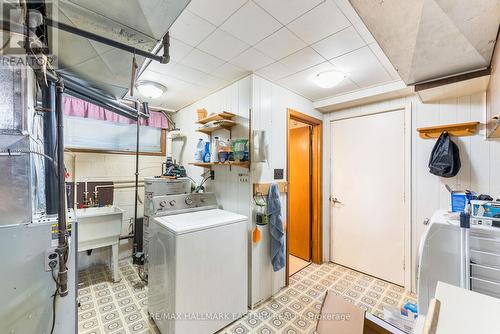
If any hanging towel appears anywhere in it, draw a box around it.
[268,183,285,272]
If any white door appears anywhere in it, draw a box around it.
[330,110,406,285]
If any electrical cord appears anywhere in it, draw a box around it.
[50,287,59,334]
[49,266,60,334]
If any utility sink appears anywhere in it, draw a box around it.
[75,206,124,282]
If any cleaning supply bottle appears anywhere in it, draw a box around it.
[211,137,219,163]
[203,141,211,163]
[194,138,204,162]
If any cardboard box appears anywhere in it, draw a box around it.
[316,291,392,334]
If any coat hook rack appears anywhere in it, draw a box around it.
[417,122,480,139]
[253,182,288,196]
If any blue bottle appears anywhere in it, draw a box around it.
[203,142,211,162]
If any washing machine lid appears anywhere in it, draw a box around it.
[154,209,247,235]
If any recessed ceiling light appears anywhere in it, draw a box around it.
[313,71,345,88]
[136,81,167,98]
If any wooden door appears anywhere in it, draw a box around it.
[289,126,311,261]
[330,110,406,285]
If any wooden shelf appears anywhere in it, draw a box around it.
[196,121,237,134]
[197,111,235,124]
[189,161,250,169]
[487,116,500,138]
[417,122,480,139]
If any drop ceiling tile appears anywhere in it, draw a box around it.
[287,1,350,44]
[368,43,400,80]
[230,47,274,71]
[136,70,193,108]
[187,0,247,26]
[312,26,365,60]
[144,59,178,76]
[333,0,362,24]
[280,47,324,72]
[278,61,358,100]
[220,1,282,45]
[149,62,208,85]
[255,27,306,60]
[329,46,392,87]
[168,37,194,62]
[138,69,192,90]
[169,10,216,47]
[198,29,249,61]
[254,0,325,25]
[256,61,295,81]
[180,48,225,73]
[198,74,230,89]
[212,63,250,81]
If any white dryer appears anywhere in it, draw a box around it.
[148,192,248,334]
[417,209,500,316]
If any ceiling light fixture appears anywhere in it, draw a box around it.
[136,81,167,99]
[313,71,345,88]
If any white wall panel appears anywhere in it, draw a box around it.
[324,92,500,291]
[173,75,323,306]
[251,75,323,305]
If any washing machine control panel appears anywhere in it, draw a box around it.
[152,193,217,216]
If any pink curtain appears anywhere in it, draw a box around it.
[64,95,169,129]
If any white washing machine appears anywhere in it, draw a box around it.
[148,192,248,334]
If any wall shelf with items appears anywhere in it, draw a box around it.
[196,120,237,134]
[189,161,250,169]
[196,111,239,134]
[417,121,480,139]
[197,111,235,124]
[193,109,251,170]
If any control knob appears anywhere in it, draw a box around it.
[159,200,167,207]
[185,196,193,205]
[169,200,176,207]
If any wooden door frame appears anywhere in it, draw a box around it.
[286,108,323,284]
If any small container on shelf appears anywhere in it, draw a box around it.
[196,108,208,121]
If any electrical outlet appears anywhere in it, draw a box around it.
[45,248,59,272]
[274,169,284,180]
[238,173,249,183]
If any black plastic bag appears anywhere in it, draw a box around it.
[428,131,461,177]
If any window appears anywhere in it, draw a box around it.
[64,116,166,156]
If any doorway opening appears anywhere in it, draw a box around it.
[286,109,322,283]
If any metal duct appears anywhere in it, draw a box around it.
[41,80,58,215]
[47,0,190,98]
[41,70,141,120]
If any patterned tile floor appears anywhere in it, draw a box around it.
[77,261,417,334]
